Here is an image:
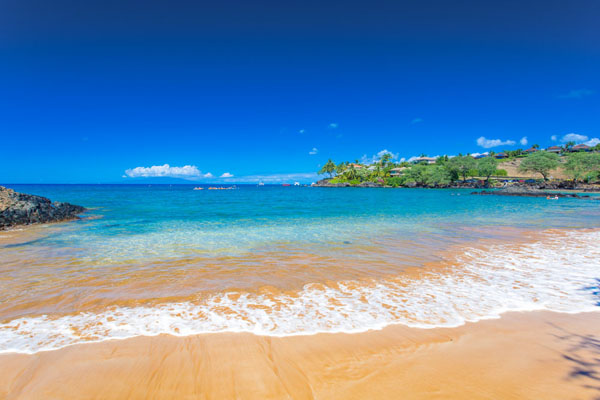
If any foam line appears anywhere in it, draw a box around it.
[1,230,599,354]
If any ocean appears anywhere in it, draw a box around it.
[1,184,599,353]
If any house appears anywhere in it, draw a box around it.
[571,144,591,152]
[389,167,407,177]
[411,157,437,164]
[523,147,539,153]
[495,152,507,159]
[348,163,364,169]
[546,146,562,153]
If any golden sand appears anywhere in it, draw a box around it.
[1,310,599,399]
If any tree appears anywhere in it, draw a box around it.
[477,157,499,182]
[408,164,430,185]
[518,151,560,180]
[564,141,575,152]
[335,161,347,175]
[427,165,452,186]
[343,166,358,181]
[564,152,600,182]
[446,156,477,182]
[379,152,393,166]
[319,159,337,178]
[532,144,540,149]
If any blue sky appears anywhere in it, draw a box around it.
[1,0,599,183]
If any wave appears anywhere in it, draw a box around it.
[1,229,599,354]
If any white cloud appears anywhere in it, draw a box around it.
[585,138,600,147]
[476,136,516,149]
[411,118,423,124]
[551,135,558,141]
[298,129,305,134]
[557,89,595,99]
[220,172,234,178]
[309,147,318,155]
[203,172,214,178]
[124,164,201,178]
[560,133,589,143]
[361,149,399,165]
[470,152,489,158]
[328,123,338,129]
[519,136,528,146]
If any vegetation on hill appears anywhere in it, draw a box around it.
[317,146,600,187]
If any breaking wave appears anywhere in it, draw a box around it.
[1,229,599,354]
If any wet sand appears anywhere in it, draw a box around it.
[1,310,599,399]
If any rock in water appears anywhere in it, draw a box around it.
[0,186,86,229]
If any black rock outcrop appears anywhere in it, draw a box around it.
[0,186,86,229]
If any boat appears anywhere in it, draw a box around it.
[258,182,265,186]
[282,184,291,187]
[293,182,300,186]
[193,187,204,190]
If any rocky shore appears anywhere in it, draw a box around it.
[313,178,600,191]
[471,186,590,198]
[0,186,86,229]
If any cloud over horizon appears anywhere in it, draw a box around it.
[557,133,600,147]
[221,172,319,183]
[361,149,399,165]
[309,147,318,155]
[220,172,233,178]
[560,133,589,143]
[476,136,516,149]
[124,164,203,178]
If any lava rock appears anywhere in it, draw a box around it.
[0,186,86,229]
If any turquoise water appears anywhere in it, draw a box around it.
[5,184,600,262]
[1,184,600,353]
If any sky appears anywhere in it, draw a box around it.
[1,0,599,183]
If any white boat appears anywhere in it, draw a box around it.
[294,182,300,186]
[258,182,265,186]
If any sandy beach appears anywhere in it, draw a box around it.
[1,310,599,399]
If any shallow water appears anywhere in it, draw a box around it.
[1,184,599,353]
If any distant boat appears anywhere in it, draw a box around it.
[282,184,291,187]
[293,182,300,186]
[193,187,204,190]
[258,182,265,186]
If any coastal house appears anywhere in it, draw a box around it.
[571,144,591,152]
[494,152,507,159]
[523,147,539,153]
[389,167,407,177]
[411,157,437,164]
[349,163,364,169]
[546,145,562,153]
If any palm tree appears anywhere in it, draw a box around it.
[380,153,392,166]
[344,166,358,180]
[532,144,540,149]
[319,159,337,178]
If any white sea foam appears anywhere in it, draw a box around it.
[1,230,599,354]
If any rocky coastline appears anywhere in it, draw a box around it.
[312,178,600,192]
[471,186,591,199]
[0,186,86,229]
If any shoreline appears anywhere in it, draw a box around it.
[2,310,599,399]
[2,226,599,355]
